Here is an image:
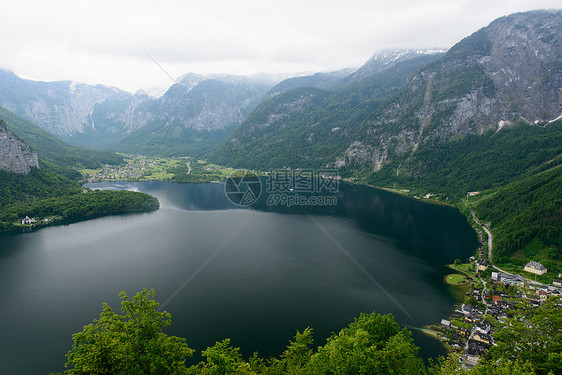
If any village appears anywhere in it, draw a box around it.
[80,155,239,183]
[80,155,186,182]
[430,256,562,367]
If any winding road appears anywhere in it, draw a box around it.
[482,226,493,263]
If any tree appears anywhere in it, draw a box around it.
[262,327,315,374]
[60,289,193,375]
[304,312,425,374]
[187,339,255,375]
[428,353,537,375]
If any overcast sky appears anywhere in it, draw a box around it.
[0,0,559,94]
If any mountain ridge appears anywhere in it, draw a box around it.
[205,10,561,176]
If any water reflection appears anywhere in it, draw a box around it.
[87,180,477,265]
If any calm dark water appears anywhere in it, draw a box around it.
[0,181,477,374]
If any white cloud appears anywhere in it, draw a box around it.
[0,0,558,92]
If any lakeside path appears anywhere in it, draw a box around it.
[471,210,493,263]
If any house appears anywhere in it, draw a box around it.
[441,319,451,328]
[461,304,476,315]
[524,261,547,275]
[491,272,499,281]
[553,279,562,287]
[474,323,491,335]
[458,327,470,337]
[473,333,492,345]
[477,260,488,271]
[20,216,36,225]
[466,340,487,365]
[538,289,549,301]
[501,272,525,286]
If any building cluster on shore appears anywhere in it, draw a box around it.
[432,259,562,367]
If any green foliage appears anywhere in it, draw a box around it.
[58,292,559,375]
[188,339,254,375]
[0,107,124,168]
[109,122,237,157]
[60,289,193,375]
[168,161,226,183]
[473,164,561,266]
[0,190,159,225]
[0,161,81,208]
[486,298,562,375]
[260,328,315,374]
[368,120,562,198]
[302,313,425,375]
[429,354,536,375]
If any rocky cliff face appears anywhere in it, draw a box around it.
[343,10,562,171]
[0,123,39,174]
[149,74,274,131]
[0,70,276,150]
[0,71,126,138]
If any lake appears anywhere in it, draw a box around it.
[0,180,478,374]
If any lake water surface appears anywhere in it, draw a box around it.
[0,181,478,374]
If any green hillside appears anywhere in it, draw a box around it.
[109,120,236,157]
[0,106,123,168]
[364,120,562,198]
[469,164,562,272]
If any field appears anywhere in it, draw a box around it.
[445,273,468,285]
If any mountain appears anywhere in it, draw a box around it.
[0,121,39,174]
[0,70,277,154]
[209,10,561,176]
[338,49,446,86]
[0,69,126,138]
[106,74,276,156]
[206,50,444,169]
[0,106,123,169]
[342,10,561,173]
[264,68,355,99]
